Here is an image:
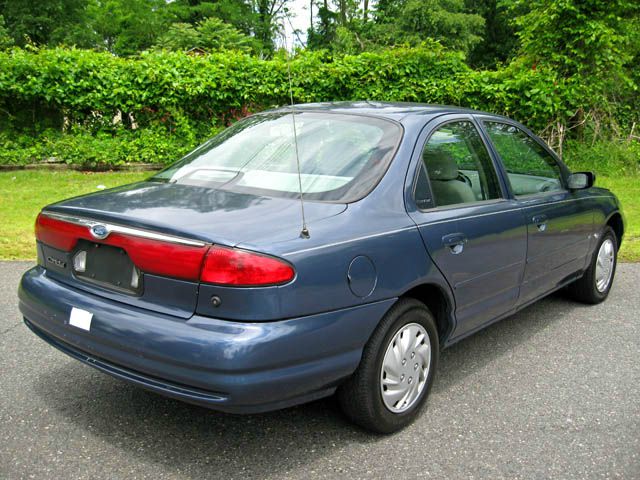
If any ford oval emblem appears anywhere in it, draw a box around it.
[90,224,109,239]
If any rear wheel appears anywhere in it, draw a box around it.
[567,226,617,304]
[338,298,439,434]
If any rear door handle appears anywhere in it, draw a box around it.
[532,214,548,232]
[442,233,467,254]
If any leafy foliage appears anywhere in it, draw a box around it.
[0,15,13,50]
[155,17,258,53]
[465,0,519,68]
[563,139,640,176]
[309,0,486,55]
[155,24,202,52]
[0,0,637,171]
[1,43,636,167]
[393,0,485,54]
[166,0,256,35]
[504,0,640,151]
[0,0,90,47]
[513,0,638,79]
[0,0,288,56]
[86,0,169,56]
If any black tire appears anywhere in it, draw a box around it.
[567,226,618,304]
[338,298,439,434]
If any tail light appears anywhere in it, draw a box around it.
[35,213,294,286]
[36,213,87,251]
[200,245,295,286]
[35,213,206,281]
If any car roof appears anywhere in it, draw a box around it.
[267,101,507,123]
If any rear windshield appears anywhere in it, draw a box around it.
[151,112,402,202]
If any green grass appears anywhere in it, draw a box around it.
[0,170,637,261]
[0,170,149,260]
[596,176,639,262]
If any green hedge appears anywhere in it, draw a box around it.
[0,45,634,167]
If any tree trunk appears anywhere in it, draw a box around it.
[339,0,347,25]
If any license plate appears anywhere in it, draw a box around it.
[73,240,142,295]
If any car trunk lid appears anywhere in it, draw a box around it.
[37,181,346,317]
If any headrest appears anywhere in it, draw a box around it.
[424,149,458,181]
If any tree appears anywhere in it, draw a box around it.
[197,17,256,51]
[87,0,168,55]
[154,23,201,51]
[465,0,519,68]
[0,15,14,50]
[394,0,484,54]
[155,17,257,53]
[508,0,640,146]
[166,0,256,37]
[0,0,91,46]
[167,0,293,55]
[307,0,338,49]
[251,0,290,55]
[308,0,485,55]
[513,0,638,79]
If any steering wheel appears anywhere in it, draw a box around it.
[538,180,558,192]
[457,172,473,188]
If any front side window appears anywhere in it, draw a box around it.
[416,121,502,208]
[484,122,564,196]
[151,112,402,203]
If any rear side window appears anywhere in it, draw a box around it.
[416,121,502,208]
[484,122,564,196]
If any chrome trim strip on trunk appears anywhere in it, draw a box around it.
[41,211,208,247]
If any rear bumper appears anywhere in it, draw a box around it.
[19,266,394,413]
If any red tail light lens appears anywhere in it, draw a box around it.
[200,245,295,286]
[36,213,86,251]
[36,213,295,286]
[110,234,207,281]
[35,213,208,281]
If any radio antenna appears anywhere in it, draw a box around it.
[283,30,309,239]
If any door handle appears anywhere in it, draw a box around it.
[442,233,467,254]
[532,214,548,232]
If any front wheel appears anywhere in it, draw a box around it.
[567,226,618,304]
[338,298,439,434]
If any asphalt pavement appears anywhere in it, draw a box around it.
[1,261,638,479]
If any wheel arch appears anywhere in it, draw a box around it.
[401,283,455,345]
[606,212,624,248]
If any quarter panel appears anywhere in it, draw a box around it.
[222,116,454,323]
[276,209,452,320]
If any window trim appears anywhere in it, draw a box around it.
[477,117,570,199]
[412,118,507,212]
[414,197,510,214]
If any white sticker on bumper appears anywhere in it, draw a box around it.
[69,307,93,331]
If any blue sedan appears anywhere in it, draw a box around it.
[19,102,625,433]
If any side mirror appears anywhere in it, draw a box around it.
[568,171,595,190]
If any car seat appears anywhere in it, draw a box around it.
[424,149,476,206]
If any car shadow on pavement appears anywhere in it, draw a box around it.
[32,291,586,478]
[432,291,591,395]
